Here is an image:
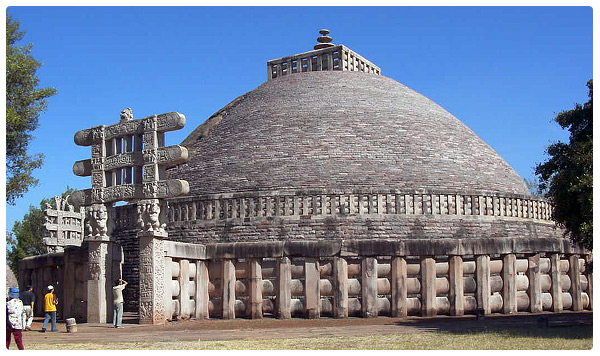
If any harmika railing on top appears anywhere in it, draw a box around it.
[267,45,381,81]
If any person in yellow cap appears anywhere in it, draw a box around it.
[41,285,58,332]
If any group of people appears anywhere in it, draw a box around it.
[6,279,128,349]
[6,285,58,349]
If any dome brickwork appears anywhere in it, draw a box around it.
[174,71,529,197]
[165,70,559,244]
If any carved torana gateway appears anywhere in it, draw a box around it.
[67,109,189,323]
[23,30,591,326]
[70,108,189,206]
[43,196,85,253]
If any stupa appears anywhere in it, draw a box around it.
[20,30,591,325]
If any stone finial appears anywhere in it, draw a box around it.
[120,107,133,122]
[314,29,335,50]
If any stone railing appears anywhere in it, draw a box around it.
[164,190,554,224]
[19,243,124,323]
[161,238,592,321]
[267,45,381,81]
[19,248,87,321]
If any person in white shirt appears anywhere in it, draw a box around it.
[112,279,128,328]
[6,287,25,349]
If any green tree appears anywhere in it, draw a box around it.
[6,189,76,278]
[6,15,57,205]
[524,177,546,197]
[535,80,593,251]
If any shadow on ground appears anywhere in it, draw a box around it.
[391,312,593,339]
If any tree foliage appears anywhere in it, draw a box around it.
[535,80,593,251]
[6,15,57,205]
[524,177,546,198]
[6,189,76,278]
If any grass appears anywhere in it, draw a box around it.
[24,325,593,350]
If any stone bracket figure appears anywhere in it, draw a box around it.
[137,199,166,234]
[86,203,109,239]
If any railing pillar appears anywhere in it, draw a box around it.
[305,258,321,319]
[585,254,593,310]
[362,257,378,318]
[569,254,583,311]
[333,257,348,318]
[476,255,491,315]
[420,256,437,317]
[550,253,563,313]
[276,257,291,319]
[178,259,191,318]
[502,254,517,314]
[221,259,236,319]
[248,258,263,319]
[449,255,464,316]
[195,260,209,319]
[391,257,408,317]
[527,254,542,313]
[163,256,173,320]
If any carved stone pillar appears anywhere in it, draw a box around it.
[85,203,112,323]
[137,199,167,324]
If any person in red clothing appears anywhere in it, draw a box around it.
[6,287,25,350]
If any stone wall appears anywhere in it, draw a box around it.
[19,242,123,323]
[19,247,87,321]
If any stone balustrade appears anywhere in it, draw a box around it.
[19,243,124,323]
[19,237,592,323]
[161,238,591,321]
[164,190,554,224]
[267,45,381,81]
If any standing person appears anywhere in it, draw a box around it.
[42,285,58,332]
[112,279,127,328]
[6,287,25,350]
[20,286,35,331]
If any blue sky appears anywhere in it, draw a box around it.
[3,6,593,234]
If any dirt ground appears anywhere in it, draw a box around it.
[18,311,593,346]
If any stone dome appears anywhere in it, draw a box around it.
[173,70,529,197]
